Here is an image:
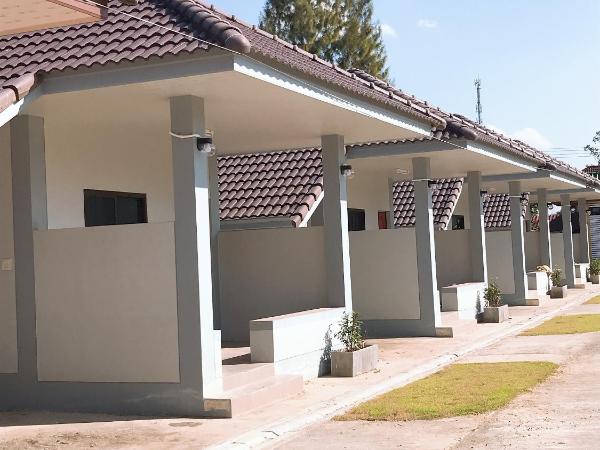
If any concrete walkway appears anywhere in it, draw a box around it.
[0,287,598,449]
[273,301,600,450]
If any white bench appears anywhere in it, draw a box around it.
[527,271,549,297]
[440,282,486,319]
[575,263,589,280]
[250,308,345,379]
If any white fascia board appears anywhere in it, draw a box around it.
[466,141,538,172]
[298,191,324,227]
[548,172,586,189]
[0,87,42,129]
[233,55,432,138]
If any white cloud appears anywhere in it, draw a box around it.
[510,127,553,150]
[380,23,397,38]
[417,19,438,29]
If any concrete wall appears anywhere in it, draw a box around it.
[551,233,582,271]
[43,113,174,229]
[347,171,391,231]
[34,222,180,382]
[485,230,515,294]
[452,184,470,230]
[524,231,541,271]
[219,227,327,343]
[0,124,17,373]
[350,229,420,320]
[435,229,473,289]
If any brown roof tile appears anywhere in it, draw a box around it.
[218,148,322,227]
[483,193,529,229]
[392,178,463,230]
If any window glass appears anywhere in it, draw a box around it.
[84,190,147,227]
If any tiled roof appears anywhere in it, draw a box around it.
[483,193,529,229]
[349,70,600,191]
[392,178,463,230]
[218,148,322,226]
[0,0,445,129]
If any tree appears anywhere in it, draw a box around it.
[259,0,390,80]
[585,130,600,163]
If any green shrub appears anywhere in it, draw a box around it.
[589,259,600,276]
[551,267,566,287]
[483,281,502,308]
[336,311,365,352]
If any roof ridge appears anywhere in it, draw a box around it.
[160,0,251,53]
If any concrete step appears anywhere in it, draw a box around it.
[221,361,274,391]
[203,374,304,418]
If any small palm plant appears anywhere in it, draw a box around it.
[551,267,566,287]
[336,311,365,352]
[483,281,502,308]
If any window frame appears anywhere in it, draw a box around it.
[84,189,148,227]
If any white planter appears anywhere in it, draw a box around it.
[480,305,509,323]
[591,274,600,285]
[331,344,379,377]
[550,285,568,298]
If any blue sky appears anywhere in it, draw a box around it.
[216,0,600,168]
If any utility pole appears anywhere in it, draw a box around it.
[474,78,482,124]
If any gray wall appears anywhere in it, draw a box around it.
[218,227,328,343]
[435,229,473,289]
[485,230,515,294]
[0,124,17,373]
[350,229,420,320]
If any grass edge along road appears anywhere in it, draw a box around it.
[335,362,558,421]
[520,314,600,336]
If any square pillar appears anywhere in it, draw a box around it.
[170,96,221,393]
[11,115,47,383]
[578,198,590,264]
[412,157,441,329]
[387,177,396,229]
[537,189,552,268]
[208,156,222,330]
[466,171,488,283]
[321,135,352,311]
[561,193,576,287]
[508,181,528,304]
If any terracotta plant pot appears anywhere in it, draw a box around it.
[331,344,378,377]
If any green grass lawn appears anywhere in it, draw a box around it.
[335,362,557,421]
[520,314,600,336]
[585,295,600,305]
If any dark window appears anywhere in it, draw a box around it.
[591,207,600,216]
[348,208,366,231]
[84,190,148,227]
[451,215,465,230]
[378,211,389,230]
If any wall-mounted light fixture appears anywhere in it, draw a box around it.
[395,168,409,175]
[169,130,216,156]
[340,164,355,178]
[480,190,488,197]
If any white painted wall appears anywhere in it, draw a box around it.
[524,231,541,271]
[435,230,473,289]
[347,171,391,230]
[219,227,327,343]
[43,112,174,229]
[485,230,515,294]
[350,229,420,320]
[34,222,180,382]
[0,124,17,373]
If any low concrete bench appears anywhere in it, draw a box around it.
[440,282,486,320]
[250,307,345,379]
[527,271,549,297]
[575,263,589,280]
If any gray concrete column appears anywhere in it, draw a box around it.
[208,155,221,330]
[466,171,488,283]
[387,177,396,229]
[508,181,528,304]
[11,115,47,383]
[537,189,552,268]
[170,96,220,393]
[413,157,441,328]
[561,193,576,287]
[321,135,352,311]
[578,198,590,264]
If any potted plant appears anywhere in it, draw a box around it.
[590,259,600,284]
[550,267,568,298]
[331,311,378,377]
[480,281,509,323]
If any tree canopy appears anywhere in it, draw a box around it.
[259,0,390,80]
[585,130,600,163]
